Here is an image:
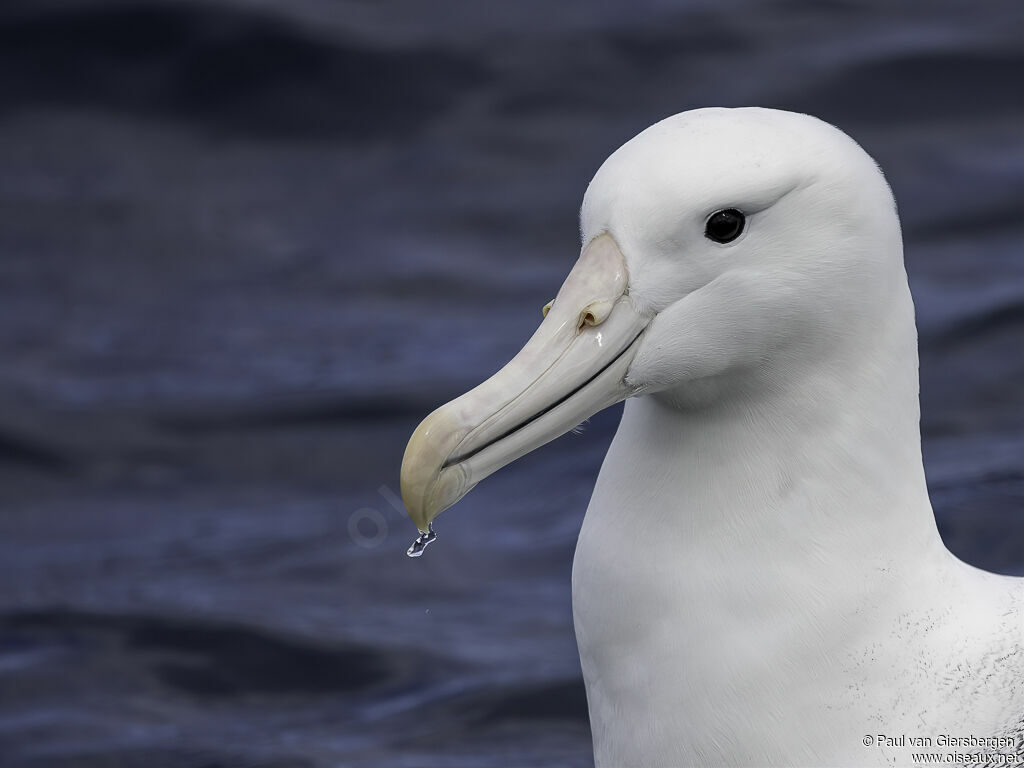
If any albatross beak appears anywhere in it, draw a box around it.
[401,234,649,533]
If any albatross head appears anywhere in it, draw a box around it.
[401,107,906,533]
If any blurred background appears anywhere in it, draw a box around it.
[0,0,1021,765]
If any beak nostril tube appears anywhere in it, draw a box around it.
[577,299,614,331]
[400,232,637,530]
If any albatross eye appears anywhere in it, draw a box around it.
[704,209,745,244]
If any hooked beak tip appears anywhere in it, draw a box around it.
[399,233,645,534]
[400,408,474,530]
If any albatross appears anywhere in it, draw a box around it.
[399,107,1024,767]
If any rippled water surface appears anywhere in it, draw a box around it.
[0,1,1021,765]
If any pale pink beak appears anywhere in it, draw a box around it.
[400,234,649,532]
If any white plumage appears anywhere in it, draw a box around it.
[402,108,1024,767]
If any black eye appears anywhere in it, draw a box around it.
[704,208,746,244]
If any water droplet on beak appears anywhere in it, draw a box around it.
[406,522,437,558]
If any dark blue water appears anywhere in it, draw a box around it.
[0,1,1021,765]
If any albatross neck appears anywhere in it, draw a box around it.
[595,303,945,573]
[572,287,963,766]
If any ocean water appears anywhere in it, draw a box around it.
[0,0,1021,765]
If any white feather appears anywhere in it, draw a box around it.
[571,108,1024,767]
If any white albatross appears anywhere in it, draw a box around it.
[399,107,1024,767]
